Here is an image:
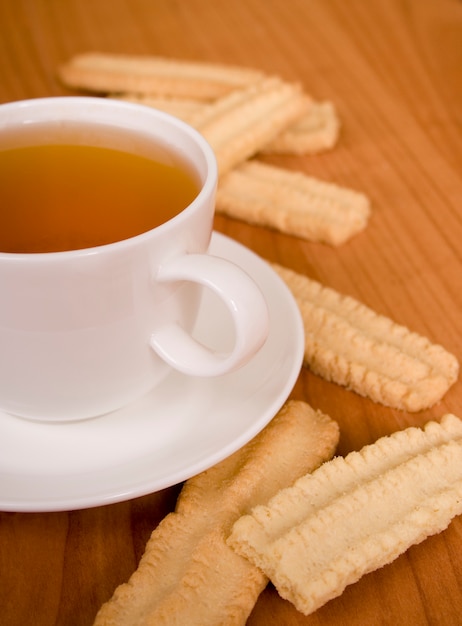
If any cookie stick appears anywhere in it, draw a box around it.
[228,414,462,616]
[263,100,340,155]
[93,401,339,626]
[195,77,311,175]
[272,263,459,410]
[59,52,265,100]
[115,78,311,175]
[216,161,370,245]
[115,94,341,156]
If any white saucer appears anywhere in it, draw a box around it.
[0,233,304,512]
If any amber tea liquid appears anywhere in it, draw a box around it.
[0,122,200,253]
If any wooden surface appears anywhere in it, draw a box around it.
[1,0,462,624]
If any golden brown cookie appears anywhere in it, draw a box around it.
[263,100,340,154]
[195,78,310,174]
[272,263,459,410]
[229,414,462,616]
[216,161,370,244]
[59,52,265,100]
[93,401,339,626]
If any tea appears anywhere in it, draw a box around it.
[0,123,200,253]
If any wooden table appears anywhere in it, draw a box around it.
[1,1,461,624]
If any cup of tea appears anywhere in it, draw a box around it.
[0,97,269,422]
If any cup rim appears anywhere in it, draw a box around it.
[0,96,218,261]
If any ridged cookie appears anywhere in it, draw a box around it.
[119,79,310,175]
[115,94,340,156]
[93,401,339,626]
[228,414,462,616]
[59,52,265,100]
[111,93,209,127]
[272,263,459,410]
[216,161,370,245]
[263,100,340,155]
[195,78,311,174]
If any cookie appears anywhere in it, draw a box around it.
[263,100,340,154]
[196,78,310,174]
[93,401,339,626]
[115,94,340,156]
[228,414,462,616]
[120,78,309,175]
[216,161,370,244]
[59,52,265,100]
[272,263,459,410]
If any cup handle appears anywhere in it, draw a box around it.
[150,254,269,376]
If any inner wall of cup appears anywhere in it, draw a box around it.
[0,96,215,204]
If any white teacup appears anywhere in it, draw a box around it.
[0,97,269,422]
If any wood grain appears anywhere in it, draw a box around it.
[1,1,461,624]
